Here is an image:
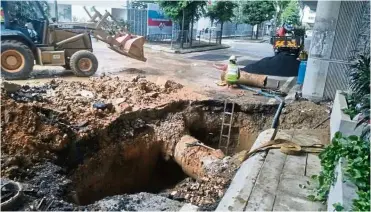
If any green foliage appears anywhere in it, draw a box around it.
[231,0,245,24]
[353,190,370,211]
[242,0,275,26]
[273,0,290,26]
[342,93,359,120]
[343,53,371,140]
[206,1,236,25]
[349,54,370,101]
[281,0,300,26]
[158,0,206,28]
[311,133,370,211]
[333,203,344,211]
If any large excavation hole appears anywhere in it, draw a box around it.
[65,102,272,206]
[69,140,188,205]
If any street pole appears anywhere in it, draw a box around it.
[180,8,185,49]
[54,0,58,22]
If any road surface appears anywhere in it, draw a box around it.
[11,39,289,104]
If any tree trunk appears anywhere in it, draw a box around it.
[180,8,185,49]
[255,24,259,39]
[219,22,224,45]
[190,15,194,47]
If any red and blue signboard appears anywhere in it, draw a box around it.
[147,3,172,34]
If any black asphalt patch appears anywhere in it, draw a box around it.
[241,52,300,77]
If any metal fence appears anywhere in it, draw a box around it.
[111,8,147,36]
[111,8,267,47]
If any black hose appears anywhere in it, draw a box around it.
[238,85,285,140]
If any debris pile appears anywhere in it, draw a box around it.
[168,151,244,209]
[0,77,331,211]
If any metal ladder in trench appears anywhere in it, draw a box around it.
[218,100,235,155]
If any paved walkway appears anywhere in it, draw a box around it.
[217,129,328,211]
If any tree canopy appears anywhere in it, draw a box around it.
[281,0,301,26]
[242,0,275,26]
[205,1,236,43]
[273,0,290,26]
[206,1,236,25]
[158,0,206,28]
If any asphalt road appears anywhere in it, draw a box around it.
[184,39,275,67]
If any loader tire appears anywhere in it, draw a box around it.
[1,40,34,80]
[70,50,98,77]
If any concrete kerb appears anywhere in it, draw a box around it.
[216,129,277,211]
[144,43,230,54]
[327,158,358,211]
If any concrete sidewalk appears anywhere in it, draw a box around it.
[217,129,327,211]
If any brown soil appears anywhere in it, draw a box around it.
[1,77,331,210]
[279,101,330,130]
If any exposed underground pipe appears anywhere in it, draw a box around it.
[221,72,267,88]
[238,85,285,140]
[173,135,225,180]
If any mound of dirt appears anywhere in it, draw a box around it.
[279,101,330,130]
[1,76,205,157]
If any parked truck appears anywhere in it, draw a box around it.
[270,24,305,56]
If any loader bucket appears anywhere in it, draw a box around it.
[112,35,147,62]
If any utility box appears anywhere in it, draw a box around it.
[41,51,65,65]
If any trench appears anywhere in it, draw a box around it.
[60,100,276,206]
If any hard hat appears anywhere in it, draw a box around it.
[229,55,237,61]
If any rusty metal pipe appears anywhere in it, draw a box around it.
[221,71,267,88]
[173,135,225,180]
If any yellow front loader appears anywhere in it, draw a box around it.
[1,1,146,80]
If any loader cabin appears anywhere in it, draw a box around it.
[1,0,97,80]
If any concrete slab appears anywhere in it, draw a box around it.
[179,203,199,211]
[273,193,326,211]
[281,154,307,177]
[305,154,321,177]
[216,129,326,211]
[245,150,287,211]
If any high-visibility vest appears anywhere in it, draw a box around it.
[226,63,238,82]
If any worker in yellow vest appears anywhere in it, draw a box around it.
[214,55,240,88]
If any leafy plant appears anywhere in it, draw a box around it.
[333,203,344,211]
[349,54,370,101]
[310,133,370,211]
[342,93,359,119]
[343,53,370,139]
[356,94,370,141]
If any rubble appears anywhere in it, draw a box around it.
[0,77,331,211]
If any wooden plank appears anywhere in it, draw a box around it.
[305,154,321,177]
[245,149,286,211]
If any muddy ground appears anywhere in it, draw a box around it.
[1,76,330,211]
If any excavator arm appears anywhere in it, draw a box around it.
[80,7,147,62]
[50,7,146,62]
